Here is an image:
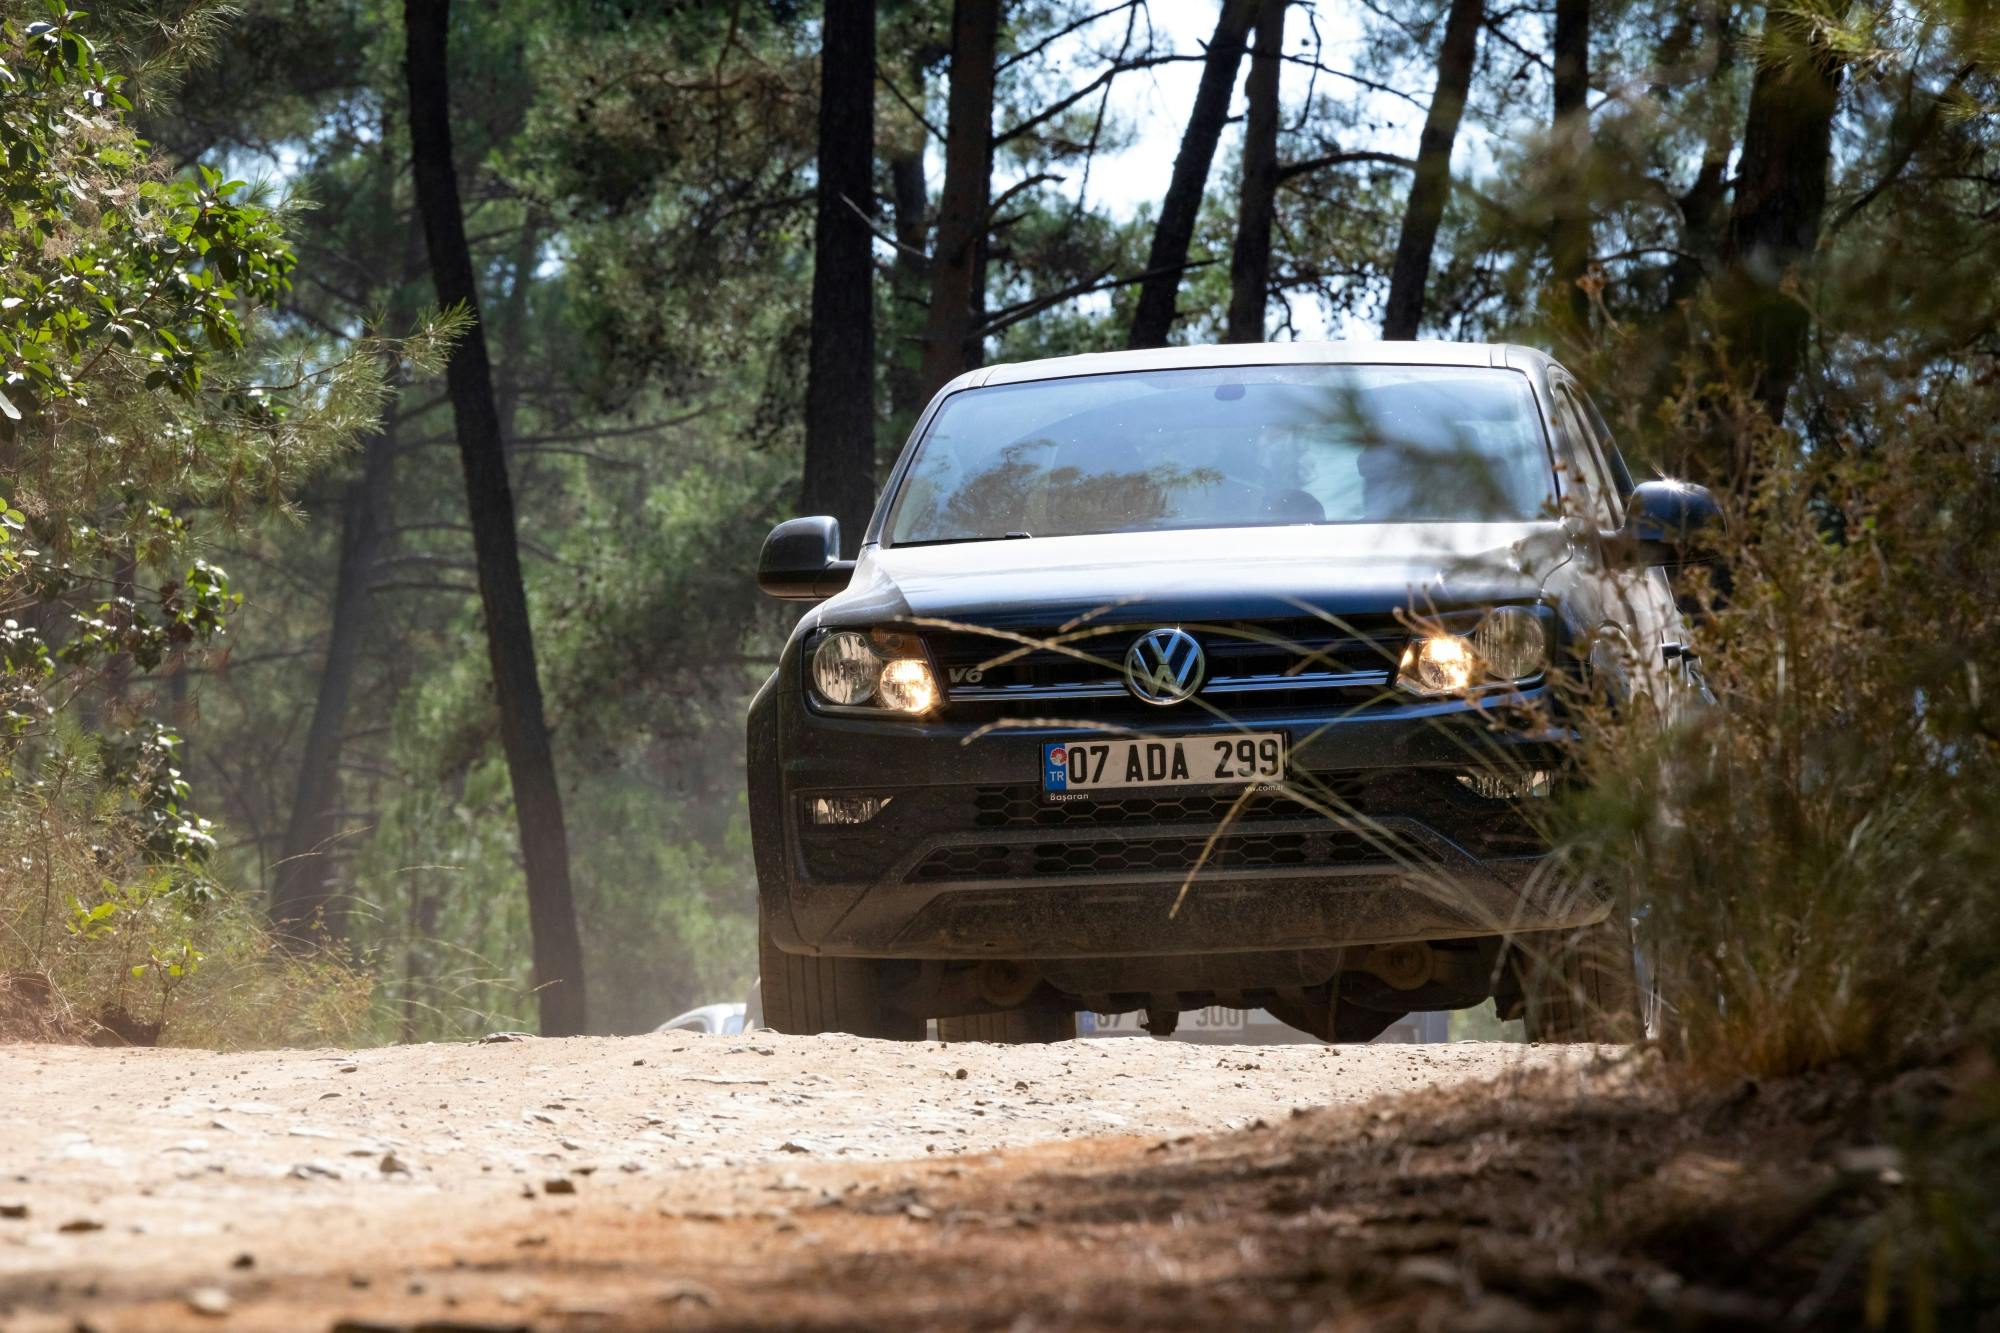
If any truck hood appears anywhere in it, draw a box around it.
[821,522,1571,629]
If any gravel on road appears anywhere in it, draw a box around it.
[0,1033,1595,1331]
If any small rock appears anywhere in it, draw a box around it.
[1834,1145,1907,1182]
[184,1286,231,1317]
[542,1177,577,1195]
[555,1298,614,1317]
[1395,1256,1462,1289]
[659,1279,719,1307]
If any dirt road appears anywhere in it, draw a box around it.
[0,1033,1609,1330]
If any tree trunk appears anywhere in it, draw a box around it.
[886,146,930,425]
[1380,0,1484,340]
[1225,0,1286,345]
[494,211,543,454]
[404,0,587,1037]
[1664,132,1731,312]
[800,0,879,548]
[1549,0,1591,328]
[270,399,399,941]
[1129,0,1258,349]
[1718,11,1845,426]
[918,0,999,400]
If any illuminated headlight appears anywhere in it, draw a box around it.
[809,630,940,715]
[1398,608,1548,697]
[1399,634,1475,695]
[878,658,939,713]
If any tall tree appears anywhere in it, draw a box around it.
[800,0,879,545]
[886,147,931,425]
[1549,0,1591,327]
[1129,0,1258,349]
[1226,0,1287,344]
[403,0,587,1037]
[1717,5,1847,427]
[919,0,1001,399]
[1380,0,1484,340]
[270,393,400,938]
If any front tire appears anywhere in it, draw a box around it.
[1517,915,1642,1043]
[758,906,923,1040]
[937,1009,1077,1044]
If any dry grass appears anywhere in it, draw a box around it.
[0,785,372,1049]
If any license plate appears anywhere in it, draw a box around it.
[1042,732,1286,794]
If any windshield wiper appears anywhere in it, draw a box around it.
[897,531,1034,548]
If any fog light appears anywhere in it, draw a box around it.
[1457,770,1552,800]
[810,795,892,826]
[878,658,938,714]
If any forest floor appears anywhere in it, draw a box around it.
[0,1033,1910,1331]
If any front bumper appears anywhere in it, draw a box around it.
[751,688,1602,960]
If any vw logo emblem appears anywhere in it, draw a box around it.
[1124,628,1205,706]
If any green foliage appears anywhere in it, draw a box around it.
[1561,370,2000,1078]
[0,2,393,1044]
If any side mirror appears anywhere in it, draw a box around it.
[1618,479,1722,569]
[757,516,855,601]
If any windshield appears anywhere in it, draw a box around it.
[886,364,1556,545]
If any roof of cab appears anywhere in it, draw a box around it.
[953,340,1554,391]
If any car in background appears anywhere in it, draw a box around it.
[655,1002,748,1036]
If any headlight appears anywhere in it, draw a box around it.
[878,658,939,713]
[812,632,878,705]
[809,630,940,715]
[1398,607,1548,697]
[1399,634,1475,695]
[1470,606,1548,681]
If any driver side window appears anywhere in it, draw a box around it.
[1551,381,1619,529]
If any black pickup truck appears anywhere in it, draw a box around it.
[748,341,1714,1044]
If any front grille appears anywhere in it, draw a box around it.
[928,617,1404,712]
[800,770,1546,886]
[909,828,1438,882]
[970,779,1367,829]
